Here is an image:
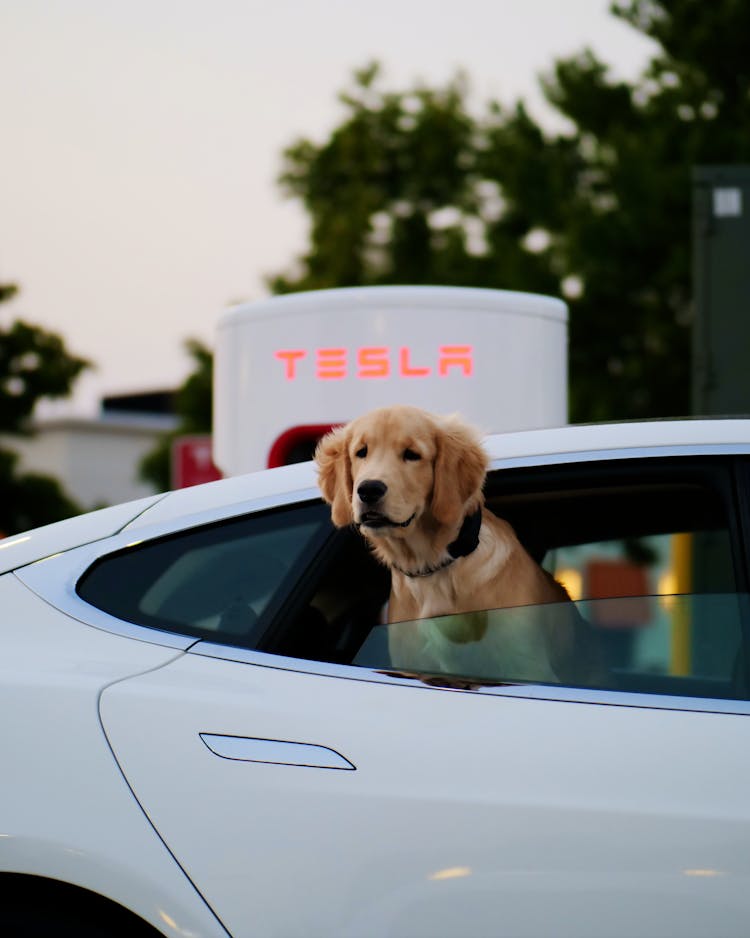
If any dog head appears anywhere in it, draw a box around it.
[315,405,488,536]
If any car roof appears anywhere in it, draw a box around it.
[126,417,750,530]
[0,493,166,576]
[481,417,750,463]
[5,418,750,571]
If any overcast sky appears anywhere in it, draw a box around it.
[0,0,657,415]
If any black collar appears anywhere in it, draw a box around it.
[447,505,483,559]
[393,507,483,578]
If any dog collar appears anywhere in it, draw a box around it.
[447,506,483,559]
[393,507,483,578]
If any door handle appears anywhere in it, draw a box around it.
[200,734,356,770]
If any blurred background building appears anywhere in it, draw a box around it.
[0,392,177,510]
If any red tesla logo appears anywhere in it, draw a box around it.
[274,345,473,381]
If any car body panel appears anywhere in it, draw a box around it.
[100,650,750,938]
[16,542,200,649]
[0,493,165,575]
[123,460,318,531]
[0,574,229,938]
[123,419,750,536]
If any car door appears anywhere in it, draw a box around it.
[74,454,750,936]
[99,639,750,938]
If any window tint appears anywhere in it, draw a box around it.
[354,594,749,700]
[77,503,331,644]
[485,458,740,596]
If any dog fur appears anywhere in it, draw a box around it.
[315,405,592,683]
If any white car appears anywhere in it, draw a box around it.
[2,419,750,938]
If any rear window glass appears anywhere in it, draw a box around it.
[77,503,330,644]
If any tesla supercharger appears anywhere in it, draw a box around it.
[213,286,568,475]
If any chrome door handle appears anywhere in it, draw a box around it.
[200,734,355,770]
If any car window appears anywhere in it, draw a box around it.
[77,502,331,643]
[353,593,749,701]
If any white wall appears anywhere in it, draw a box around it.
[1,416,176,509]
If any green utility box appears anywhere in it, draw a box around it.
[692,165,750,416]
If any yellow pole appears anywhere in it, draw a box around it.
[670,533,692,675]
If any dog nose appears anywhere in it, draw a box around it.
[357,479,387,505]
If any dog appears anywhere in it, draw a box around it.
[315,405,598,684]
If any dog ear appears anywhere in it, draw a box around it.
[431,416,488,525]
[314,425,354,527]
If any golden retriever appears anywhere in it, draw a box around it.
[315,405,594,684]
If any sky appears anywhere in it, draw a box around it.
[0,0,658,416]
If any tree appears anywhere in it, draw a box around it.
[270,2,750,422]
[139,338,213,492]
[0,283,89,534]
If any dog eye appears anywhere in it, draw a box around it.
[403,448,421,461]
[356,445,368,458]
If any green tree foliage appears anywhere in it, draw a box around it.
[270,2,750,422]
[0,283,89,535]
[139,339,213,492]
